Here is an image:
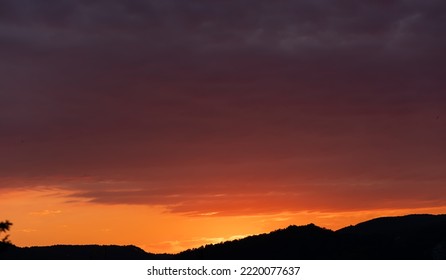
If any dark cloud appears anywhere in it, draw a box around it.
[1,0,446,214]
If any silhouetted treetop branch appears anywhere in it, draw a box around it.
[0,220,13,244]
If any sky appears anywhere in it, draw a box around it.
[1,0,446,253]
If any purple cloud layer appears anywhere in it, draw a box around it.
[1,0,445,214]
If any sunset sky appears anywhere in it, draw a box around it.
[1,0,446,253]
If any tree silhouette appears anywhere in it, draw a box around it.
[0,220,13,245]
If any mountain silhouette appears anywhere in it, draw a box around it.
[1,214,445,259]
[335,214,446,259]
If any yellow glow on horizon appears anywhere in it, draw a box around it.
[2,187,446,253]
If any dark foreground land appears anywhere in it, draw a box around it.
[1,214,445,260]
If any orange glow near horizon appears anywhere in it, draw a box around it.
[2,187,446,254]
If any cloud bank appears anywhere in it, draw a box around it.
[1,0,445,214]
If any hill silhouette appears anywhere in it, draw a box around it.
[1,214,445,260]
[178,224,338,259]
[0,244,160,260]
